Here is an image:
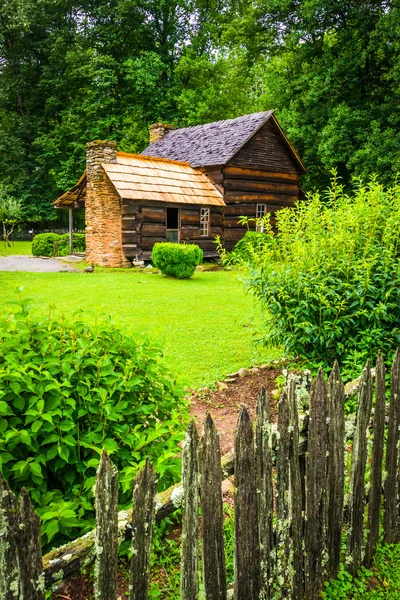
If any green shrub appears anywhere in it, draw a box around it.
[0,297,187,548]
[245,173,400,378]
[58,233,86,255]
[222,231,271,266]
[32,232,86,257]
[31,232,60,257]
[152,242,203,278]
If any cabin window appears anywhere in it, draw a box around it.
[166,207,180,242]
[200,208,210,237]
[256,203,267,232]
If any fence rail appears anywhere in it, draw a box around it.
[1,352,400,600]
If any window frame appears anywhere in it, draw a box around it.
[256,203,267,232]
[200,207,210,237]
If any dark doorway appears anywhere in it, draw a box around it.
[166,207,180,242]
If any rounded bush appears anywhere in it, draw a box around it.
[0,303,187,547]
[31,233,60,257]
[152,242,203,278]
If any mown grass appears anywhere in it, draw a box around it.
[0,240,33,256]
[0,266,280,388]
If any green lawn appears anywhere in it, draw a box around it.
[0,267,280,388]
[0,240,33,256]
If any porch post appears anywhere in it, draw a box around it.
[69,207,73,254]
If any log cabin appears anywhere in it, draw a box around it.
[53,111,305,266]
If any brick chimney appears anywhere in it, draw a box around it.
[85,140,129,268]
[149,123,175,144]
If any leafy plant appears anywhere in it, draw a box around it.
[32,232,86,257]
[152,243,203,279]
[0,295,187,548]
[217,230,272,267]
[0,186,23,247]
[245,173,400,379]
[31,232,61,256]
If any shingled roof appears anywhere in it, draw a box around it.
[141,111,275,167]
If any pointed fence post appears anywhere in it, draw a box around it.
[347,361,373,576]
[234,406,260,600]
[130,459,157,600]
[365,352,386,567]
[181,420,200,600]
[255,386,274,600]
[199,413,227,600]
[274,390,291,598]
[384,348,400,544]
[288,377,305,599]
[0,475,20,600]
[94,451,119,600]
[326,361,345,580]
[304,370,328,599]
[17,489,45,600]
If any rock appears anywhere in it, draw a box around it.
[132,260,145,267]
[195,265,205,271]
[344,368,376,397]
[271,389,280,398]
[249,367,260,374]
[217,381,228,392]
[238,367,249,378]
[259,363,270,369]
[222,479,234,496]
[224,377,237,384]
[226,371,239,378]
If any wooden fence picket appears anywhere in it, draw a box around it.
[384,348,400,544]
[17,489,45,600]
[180,420,200,600]
[234,406,260,600]
[326,361,345,580]
[3,351,400,598]
[94,451,119,600]
[275,390,291,597]
[288,377,305,599]
[304,370,328,599]
[365,352,386,567]
[255,386,274,600]
[130,459,157,600]
[199,413,227,600]
[0,475,20,600]
[347,360,373,576]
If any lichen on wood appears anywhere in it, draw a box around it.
[234,405,260,600]
[199,413,227,600]
[255,386,274,600]
[347,360,373,576]
[130,459,157,600]
[0,475,20,600]
[180,420,199,600]
[94,451,119,600]
[17,488,45,600]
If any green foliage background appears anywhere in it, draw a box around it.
[1,0,399,220]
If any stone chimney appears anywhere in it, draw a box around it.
[85,140,129,268]
[149,123,175,144]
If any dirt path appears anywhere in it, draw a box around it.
[189,366,281,455]
[0,255,79,272]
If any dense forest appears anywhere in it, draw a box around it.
[1,0,399,221]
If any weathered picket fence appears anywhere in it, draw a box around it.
[1,351,400,600]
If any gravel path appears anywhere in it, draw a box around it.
[0,255,80,272]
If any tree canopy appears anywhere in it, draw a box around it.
[0,0,399,220]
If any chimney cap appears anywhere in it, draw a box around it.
[149,123,175,131]
[86,140,117,149]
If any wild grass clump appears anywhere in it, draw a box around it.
[245,172,400,377]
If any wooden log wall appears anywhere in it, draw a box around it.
[121,201,223,258]
[206,162,301,251]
